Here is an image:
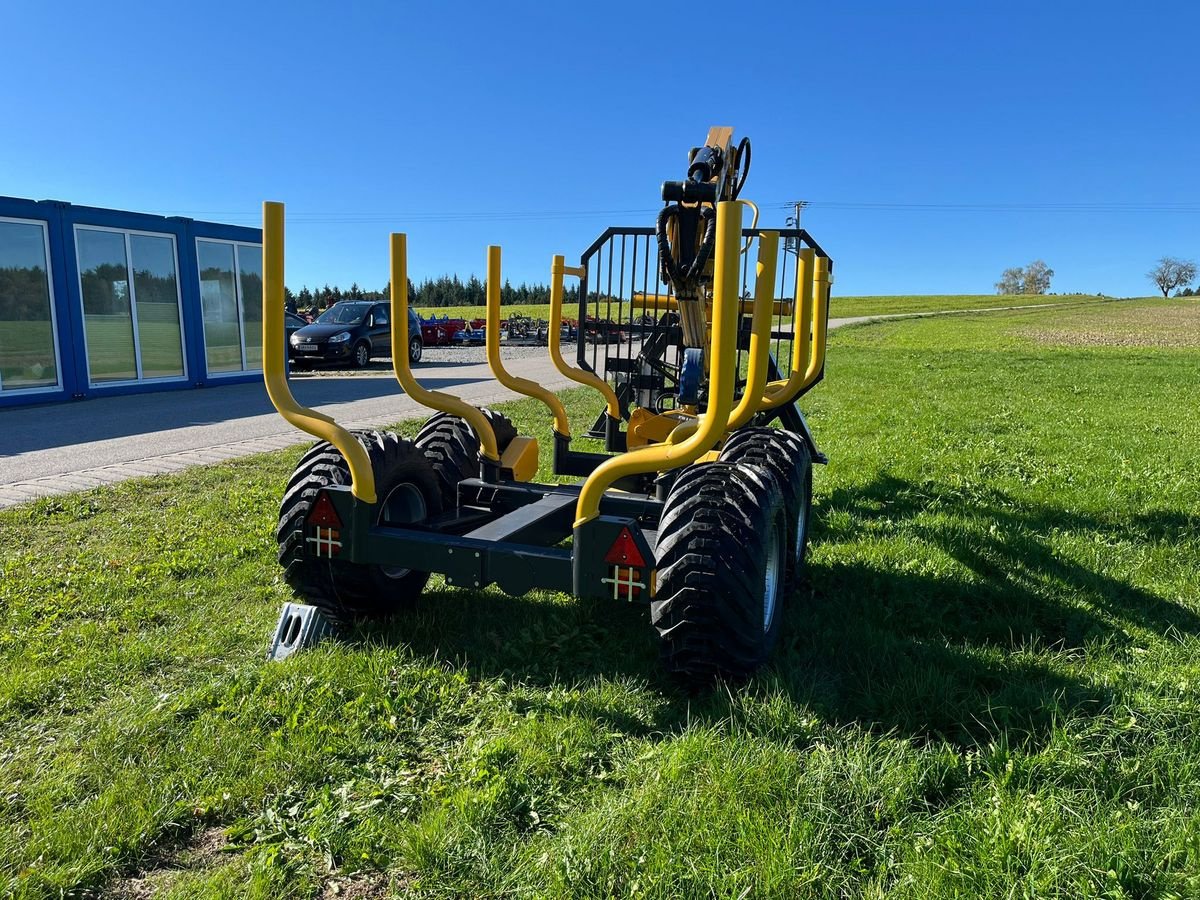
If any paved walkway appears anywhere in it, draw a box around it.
[0,356,570,508]
[0,302,1080,508]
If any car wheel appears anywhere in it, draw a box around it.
[353,342,370,368]
[409,337,423,364]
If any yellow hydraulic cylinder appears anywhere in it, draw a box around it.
[484,246,571,437]
[761,247,814,408]
[549,255,621,419]
[574,200,747,527]
[726,231,780,430]
[389,234,500,462]
[261,201,376,503]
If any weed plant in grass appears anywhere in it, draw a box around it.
[1,300,1198,897]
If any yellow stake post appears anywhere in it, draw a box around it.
[761,247,815,408]
[389,234,501,461]
[484,246,572,437]
[261,201,377,502]
[573,200,747,527]
[726,230,780,431]
[548,255,621,419]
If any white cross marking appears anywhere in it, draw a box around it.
[601,565,645,601]
[306,526,342,558]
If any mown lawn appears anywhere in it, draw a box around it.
[827,293,1115,318]
[418,293,1114,328]
[1,299,1198,898]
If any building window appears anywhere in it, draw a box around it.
[197,239,262,374]
[75,226,186,385]
[0,217,61,393]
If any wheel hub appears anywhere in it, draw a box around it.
[378,482,427,579]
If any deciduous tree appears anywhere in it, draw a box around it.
[1147,257,1197,298]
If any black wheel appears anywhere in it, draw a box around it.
[721,427,813,582]
[352,341,371,368]
[651,461,789,683]
[409,337,423,364]
[277,430,442,623]
[414,409,518,506]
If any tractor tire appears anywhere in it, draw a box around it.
[651,460,789,683]
[277,430,442,623]
[414,409,518,506]
[721,427,813,583]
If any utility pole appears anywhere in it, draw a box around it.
[784,200,809,256]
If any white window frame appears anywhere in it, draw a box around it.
[195,237,264,376]
[73,224,188,387]
[0,215,64,395]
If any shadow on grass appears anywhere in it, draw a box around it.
[352,472,1197,749]
[776,473,1199,746]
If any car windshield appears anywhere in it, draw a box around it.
[316,303,371,326]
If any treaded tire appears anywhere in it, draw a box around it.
[277,430,442,623]
[414,409,518,506]
[721,427,813,585]
[352,342,370,368]
[651,460,789,683]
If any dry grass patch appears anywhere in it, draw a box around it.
[1020,298,1200,348]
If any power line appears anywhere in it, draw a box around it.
[142,198,1200,224]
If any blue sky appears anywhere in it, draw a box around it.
[3,1,1197,297]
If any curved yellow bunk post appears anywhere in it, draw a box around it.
[802,255,831,388]
[726,230,780,431]
[761,247,815,408]
[574,200,746,527]
[389,234,500,462]
[261,201,376,503]
[484,246,571,436]
[663,228,779,445]
[548,255,621,420]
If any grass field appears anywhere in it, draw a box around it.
[416,294,1118,326]
[827,293,1115,318]
[413,303,601,324]
[1,299,1199,897]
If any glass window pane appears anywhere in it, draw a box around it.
[130,234,184,378]
[77,228,137,383]
[238,245,263,370]
[0,220,58,391]
[197,240,242,373]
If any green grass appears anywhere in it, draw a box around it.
[416,301,643,324]
[827,292,1118,318]
[420,294,1117,327]
[414,303,568,322]
[2,300,1199,897]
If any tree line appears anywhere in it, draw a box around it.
[286,275,579,311]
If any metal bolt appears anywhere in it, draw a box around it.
[448,548,453,555]
[474,552,480,558]
[473,580,480,587]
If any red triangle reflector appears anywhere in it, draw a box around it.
[306,491,342,528]
[604,526,646,567]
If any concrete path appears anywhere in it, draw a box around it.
[0,301,1077,508]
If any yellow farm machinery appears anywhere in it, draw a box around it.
[264,128,832,682]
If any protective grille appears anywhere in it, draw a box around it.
[575,226,830,417]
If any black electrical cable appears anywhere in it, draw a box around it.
[656,205,684,285]
[731,137,751,200]
[684,205,717,282]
